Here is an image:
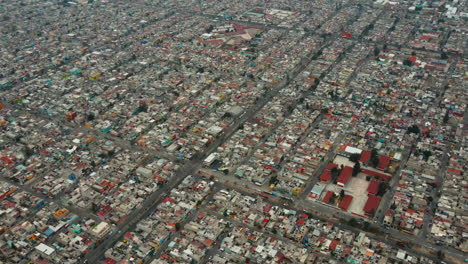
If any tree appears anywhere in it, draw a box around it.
[340,190,345,199]
[331,167,340,178]
[407,124,420,134]
[349,153,361,163]
[373,47,381,57]
[87,113,95,121]
[134,103,148,115]
[269,176,278,185]
[443,111,450,124]
[371,149,379,168]
[437,250,444,259]
[206,25,214,33]
[175,223,181,231]
[403,59,413,66]
[363,221,370,231]
[422,150,432,161]
[352,162,361,176]
[377,182,389,196]
[441,52,448,60]
[348,218,358,227]
[22,146,34,158]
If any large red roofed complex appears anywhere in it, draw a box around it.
[361,169,391,181]
[339,195,353,211]
[378,155,391,171]
[360,150,371,164]
[337,166,353,187]
[363,195,381,217]
[367,179,380,195]
[322,191,335,204]
[320,170,332,182]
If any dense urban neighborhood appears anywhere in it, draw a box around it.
[0,0,467,264]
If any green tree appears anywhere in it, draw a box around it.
[352,162,361,176]
[363,221,370,231]
[22,146,34,158]
[373,47,380,57]
[377,182,389,196]
[403,59,413,66]
[437,250,444,259]
[407,125,420,134]
[107,150,115,157]
[422,150,432,161]
[331,167,340,178]
[371,149,379,168]
[349,153,361,163]
[348,218,358,227]
[269,176,278,185]
[87,113,95,121]
[441,52,448,60]
[443,111,450,124]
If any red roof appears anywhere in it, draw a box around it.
[337,166,353,186]
[320,170,332,182]
[322,191,334,204]
[326,163,339,170]
[408,56,417,63]
[330,240,339,250]
[421,35,431,41]
[104,258,117,264]
[447,168,462,175]
[339,195,353,211]
[342,32,353,38]
[204,239,214,247]
[367,179,380,195]
[361,169,391,181]
[363,195,381,215]
[197,212,206,219]
[162,197,176,204]
[296,219,306,226]
[360,151,371,163]
[378,155,391,171]
[201,39,224,44]
[0,156,14,165]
